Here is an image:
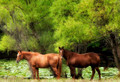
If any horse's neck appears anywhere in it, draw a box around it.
[22,52,32,61]
[64,50,73,60]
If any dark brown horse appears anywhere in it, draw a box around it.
[59,47,101,80]
[16,51,62,79]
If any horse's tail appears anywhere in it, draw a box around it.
[98,53,109,70]
[57,56,62,78]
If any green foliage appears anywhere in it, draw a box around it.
[51,0,120,51]
[0,0,55,53]
[39,31,55,53]
[51,0,100,51]
[0,35,16,51]
[20,37,40,51]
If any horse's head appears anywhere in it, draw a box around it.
[59,47,64,57]
[16,50,23,63]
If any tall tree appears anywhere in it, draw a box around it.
[51,0,120,71]
[0,0,55,53]
[90,0,120,71]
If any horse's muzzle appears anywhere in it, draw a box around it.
[16,60,19,63]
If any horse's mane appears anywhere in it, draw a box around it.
[21,51,41,56]
[64,49,78,54]
[64,49,76,59]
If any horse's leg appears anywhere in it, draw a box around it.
[36,68,39,80]
[77,68,84,79]
[90,67,95,80]
[52,67,59,79]
[32,67,37,79]
[28,63,33,79]
[29,65,34,79]
[50,67,56,77]
[31,68,34,79]
[69,66,75,79]
[95,67,101,80]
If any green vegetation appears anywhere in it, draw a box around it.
[0,60,119,80]
[1,78,120,82]
[0,0,120,53]
[0,60,53,78]
[0,0,55,53]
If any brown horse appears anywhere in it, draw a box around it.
[59,47,101,80]
[16,51,62,79]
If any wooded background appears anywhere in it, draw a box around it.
[0,0,120,70]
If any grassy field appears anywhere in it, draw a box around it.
[0,59,119,82]
[0,77,120,82]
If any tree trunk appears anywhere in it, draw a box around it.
[109,31,120,71]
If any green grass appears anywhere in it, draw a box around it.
[0,59,53,78]
[0,78,120,82]
[0,59,119,82]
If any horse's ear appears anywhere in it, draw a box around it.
[17,50,22,53]
[62,46,64,49]
[59,47,61,49]
[18,50,22,53]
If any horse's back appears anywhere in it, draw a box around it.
[29,53,50,68]
[45,53,61,67]
[45,53,59,56]
[86,52,100,61]
[46,53,60,61]
[86,52,100,66]
[71,52,100,67]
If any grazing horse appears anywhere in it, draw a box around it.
[59,47,101,80]
[16,51,62,79]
